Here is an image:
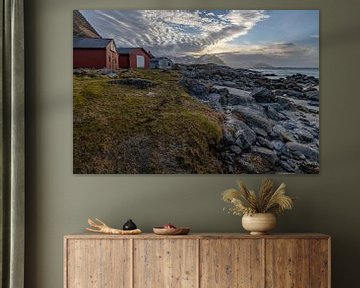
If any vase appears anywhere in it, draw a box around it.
[123,219,137,230]
[242,213,276,235]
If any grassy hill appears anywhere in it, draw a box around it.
[73,10,101,39]
[73,69,224,174]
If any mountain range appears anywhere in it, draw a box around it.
[173,54,226,65]
[73,10,101,39]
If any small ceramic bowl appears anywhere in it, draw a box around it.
[153,227,190,235]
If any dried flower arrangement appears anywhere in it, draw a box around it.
[222,179,294,216]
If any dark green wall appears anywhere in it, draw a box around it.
[25,0,360,287]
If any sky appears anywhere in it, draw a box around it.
[80,10,319,68]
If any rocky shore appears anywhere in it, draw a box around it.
[178,63,319,174]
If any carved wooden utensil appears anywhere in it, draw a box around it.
[86,218,142,235]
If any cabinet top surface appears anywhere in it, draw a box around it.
[64,232,330,240]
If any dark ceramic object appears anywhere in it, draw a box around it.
[123,219,137,230]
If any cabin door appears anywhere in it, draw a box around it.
[136,55,145,68]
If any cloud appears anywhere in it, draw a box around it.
[219,43,319,68]
[81,10,268,56]
[205,42,313,56]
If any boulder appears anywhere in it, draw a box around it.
[264,104,287,121]
[252,127,268,138]
[207,93,222,110]
[179,78,210,97]
[110,78,155,89]
[272,140,285,151]
[250,87,275,103]
[304,90,319,101]
[280,160,298,173]
[274,89,303,98]
[222,81,238,88]
[257,137,274,149]
[232,106,273,133]
[293,128,314,143]
[230,145,242,155]
[272,124,296,142]
[252,147,279,165]
[286,142,319,162]
[224,118,257,150]
[214,86,255,106]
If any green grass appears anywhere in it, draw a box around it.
[73,69,224,173]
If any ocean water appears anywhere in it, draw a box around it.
[252,68,319,79]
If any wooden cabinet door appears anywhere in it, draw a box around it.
[265,239,329,288]
[133,239,198,288]
[309,239,330,288]
[266,239,310,288]
[66,239,131,288]
[200,239,264,288]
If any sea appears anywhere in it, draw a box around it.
[252,68,319,79]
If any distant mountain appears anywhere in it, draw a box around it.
[250,63,275,69]
[174,54,225,65]
[73,10,101,39]
[196,54,226,65]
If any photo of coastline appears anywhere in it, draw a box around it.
[73,10,319,174]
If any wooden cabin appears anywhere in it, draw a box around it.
[149,57,174,69]
[117,47,152,69]
[73,38,119,69]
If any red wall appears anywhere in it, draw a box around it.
[73,47,118,69]
[73,49,106,69]
[118,49,150,69]
[119,54,130,68]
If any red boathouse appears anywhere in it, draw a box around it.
[73,38,119,69]
[117,47,152,69]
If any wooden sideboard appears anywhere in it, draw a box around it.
[64,233,330,288]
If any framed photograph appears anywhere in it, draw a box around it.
[73,10,319,174]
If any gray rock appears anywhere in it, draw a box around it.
[293,128,314,142]
[222,81,238,88]
[252,127,268,138]
[308,100,319,107]
[272,140,285,151]
[250,87,275,103]
[227,165,235,173]
[272,124,296,142]
[98,69,118,75]
[223,130,235,145]
[282,121,298,130]
[275,89,303,98]
[214,86,255,106]
[224,118,257,150]
[237,154,259,173]
[232,106,273,133]
[304,90,319,101]
[110,78,155,89]
[252,147,279,165]
[73,68,85,75]
[264,105,287,121]
[280,160,297,172]
[257,137,274,149]
[107,73,118,78]
[207,93,222,110]
[179,78,210,97]
[286,142,319,162]
[230,145,242,155]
